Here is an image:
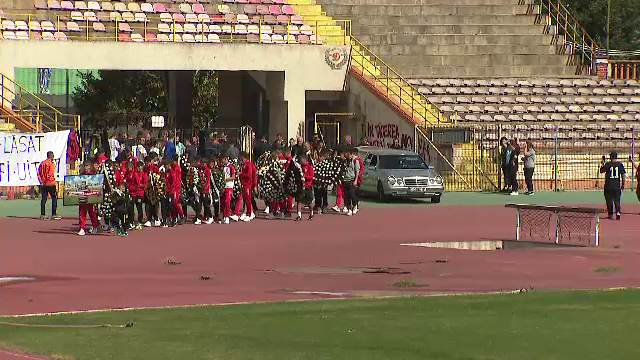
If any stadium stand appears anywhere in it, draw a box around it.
[0,0,323,44]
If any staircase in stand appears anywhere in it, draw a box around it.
[288,0,452,128]
[1,72,80,133]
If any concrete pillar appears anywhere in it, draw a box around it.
[266,72,287,140]
[265,71,306,141]
[166,70,194,129]
[217,71,244,128]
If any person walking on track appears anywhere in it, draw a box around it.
[600,151,626,220]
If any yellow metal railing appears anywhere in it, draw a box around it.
[1,72,80,132]
[349,36,450,127]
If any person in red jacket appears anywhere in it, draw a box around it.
[239,152,257,221]
[164,159,184,226]
[96,150,108,166]
[77,158,100,236]
[295,154,315,221]
[126,161,147,229]
[38,151,61,220]
[114,159,125,188]
[220,155,236,224]
[198,157,214,224]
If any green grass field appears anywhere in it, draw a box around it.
[2,289,640,360]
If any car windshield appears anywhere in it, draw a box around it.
[378,155,428,170]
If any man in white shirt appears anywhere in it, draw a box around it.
[108,133,120,161]
[220,156,236,224]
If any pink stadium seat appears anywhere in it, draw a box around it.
[29,21,42,31]
[259,33,271,43]
[273,25,285,34]
[135,12,146,22]
[153,3,166,12]
[35,0,48,9]
[224,14,236,23]
[182,34,195,42]
[2,31,17,40]
[48,0,61,9]
[247,24,258,34]
[156,33,169,41]
[42,31,55,40]
[237,14,249,24]
[281,5,294,15]
[159,13,172,22]
[284,34,296,43]
[67,21,81,31]
[93,22,106,31]
[299,24,312,35]
[71,11,84,20]
[122,11,135,22]
[88,1,101,10]
[197,14,210,22]
[221,24,232,33]
[194,34,206,42]
[172,23,184,32]
[287,24,298,34]
[114,2,127,12]
[248,0,260,3]
[15,21,28,31]
[86,11,98,21]
[127,2,140,12]
[41,21,56,31]
[269,5,281,15]
[118,32,131,41]
[263,15,277,24]
[173,13,186,23]
[169,33,182,42]
[196,23,208,32]
[101,2,114,11]
[260,24,272,34]
[1,20,15,30]
[290,15,303,25]
[244,4,256,14]
[184,23,196,33]
[234,24,247,34]
[207,33,220,43]
[192,3,206,14]
[237,0,249,4]
[209,24,222,33]
[276,15,288,24]
[31,32,43,40]
[271,34,284,43]
[178,3,192,13]
[256,5,268,14]
[261,0,272,4]
[109,11,122,21]
[272,0,284,4]
[146,33,157,42]
[131,33,144,42]
[54,31,68,40]
[157,23,170,32]
[60,0,74,9]
[140,3,153,12]
[118,22,132,32]
[210,14,224,23]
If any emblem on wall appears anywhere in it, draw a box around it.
[325,47,349,70]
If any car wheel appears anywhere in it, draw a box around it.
[431,195,441,204]
[377,182,388,202]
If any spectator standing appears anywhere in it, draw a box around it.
[253,135,271,159]
[291,136,305,159]
[390,138,402,149]
[165,134,177,160]
[37,151,61,220]
[272,133,285,151]
[508,139,520,196]
[226,142,240,160]
[108,133,120,161]
[600,152,626,220]
[499,137,511,192]
[175,135,186,158]
[522,141,536,195]
[336,135,354,155]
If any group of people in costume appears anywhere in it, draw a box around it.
[76,145,364,236]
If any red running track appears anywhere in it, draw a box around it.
[2,205,640,318]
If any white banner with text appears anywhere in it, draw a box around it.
[0,130,70,186]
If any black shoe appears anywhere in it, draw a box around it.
[616,213,621,220]
[308,214,314,221]
[295,216,302,221]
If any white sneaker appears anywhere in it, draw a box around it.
[264,206,270,214]
[77,229,86,236]
[242,215,251,222]
[154,220,162,227]
[223,217,230,224]
[144,221,152,227]
[342,207,349,213]
[353,206,359,214]
[194,218,202,225]
[249,212,255,220]
[332,206,340,212]
[204,218,214,225]
[230,215,239,222]
[240,213,247,221]
[347,210,353,216]
[510,192,519,196]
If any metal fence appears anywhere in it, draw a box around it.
[423,123,640,192]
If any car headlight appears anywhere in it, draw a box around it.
[434,176,443,185]
[396,177,404,186]
[387,176,396,186]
